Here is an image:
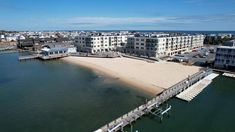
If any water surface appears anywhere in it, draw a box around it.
[0,53,150,132]
[0,53,235,132]
[124,76,235,132]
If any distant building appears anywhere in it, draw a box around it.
[214,41,235,69]
[223,40,235,47]
[17,39,35,49]
[17,35,26,40]
[0,35,5,40]
[18,37,74,51]
[6,36,17,42]
[67,45,77,53]
[218,33,233,39]
[125,35,204,58]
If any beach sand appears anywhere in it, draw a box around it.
[62,56,201,95]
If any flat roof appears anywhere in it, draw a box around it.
[217,46,235,49]
[42,47,67,52]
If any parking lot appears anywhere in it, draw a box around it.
[171,46,217,66]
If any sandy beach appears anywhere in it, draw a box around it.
[62,56,201,95]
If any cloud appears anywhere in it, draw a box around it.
[48,13,235,27]
[50,17,171,26]
[3,13,235,30]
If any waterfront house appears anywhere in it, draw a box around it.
[40,47,68,60]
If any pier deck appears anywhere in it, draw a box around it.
[0,46,16,51]
[19,55,40,61]
[19,54,68,61]
[39,54,68,60]
[95,69,213,132]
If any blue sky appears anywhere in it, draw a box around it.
[1,0,235,31]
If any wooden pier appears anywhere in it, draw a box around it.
[95,69,213,132]
[0,46,16,51]
[18,55,40,61]
[38,54,69,60]
[18,54,68,61]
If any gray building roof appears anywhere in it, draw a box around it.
[223,40,235,47]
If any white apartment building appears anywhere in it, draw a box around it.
[5,36,18,42]
[75,35,128,53]
[126,35,204,57]
[214,40,235,69]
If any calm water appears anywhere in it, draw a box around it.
[124,75,235,132]
[0,53,151,132]
[0,53,235,132]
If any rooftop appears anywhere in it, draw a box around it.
[41,47,67,52]
[217,46,235,49]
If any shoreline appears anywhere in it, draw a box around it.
[62,56,201,95]
[62,57,163,95]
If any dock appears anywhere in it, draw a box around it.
[39,54,68,60]
[18,55,40,61]
[223,73,235,78]
[0,50,18,54]
[18,54,68,61]
[95,69,213,132]
[176,73,219,102]
[0,46,16,51]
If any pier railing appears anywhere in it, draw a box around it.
[95,68,212,132]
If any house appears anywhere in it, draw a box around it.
[40,47,68,60]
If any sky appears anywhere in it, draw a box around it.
[0,0,235,31]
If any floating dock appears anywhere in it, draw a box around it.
[176,73,219,102]
[223,73,235,78]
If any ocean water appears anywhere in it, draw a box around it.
[0,53,235,132]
